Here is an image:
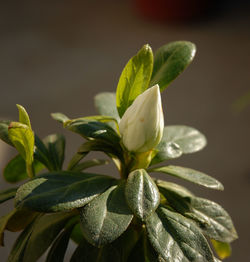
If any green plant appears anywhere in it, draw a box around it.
[0,41,237,262]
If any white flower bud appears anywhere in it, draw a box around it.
[119,85,164,153]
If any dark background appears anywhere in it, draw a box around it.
[0,1,250,261]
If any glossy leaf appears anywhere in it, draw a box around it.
[0,120,13,146]
[51,112,70,124]
[64,119,120,145]
[125,169,160,220]
[116,44,153,117]
[94,92,120,122]
[79,183,133,247]
[4,154,44,183]
[46,226,74,262]
[8,122,34,177]
[43,134,65,170]
[158,181,237,243]
[150,41,196,91]
[149,165,224,190]
[15,171,116,212]
[22,212,74,262]
[211,240,232,260]
[71,159,109,172]
[0,187,17,204]
[152,126,207,165]
[146,206,214,262]
[7,221,34,262]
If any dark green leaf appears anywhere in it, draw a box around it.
[0,187,17,204]
[146,206,214,262]
[15,171,116,212]
[125,169,160,221]
[149,165,224,190]
[151,41,196,91]
[64,119,120,145]
[43,134,65,170]
[22,212,74,262]
[151,126,207,165]
[94,92,120,122]
[72,159,109,172]
[51,112,70,124]
[211,239,232,260]
[0,120,13,146]
[116,44,154,117]
[157,181,237,243]
[71,223,85,244]
[7,220,34,262]
[8,122,34,177]
[46,226,74,262]
[79,182,133,247]
[4,154,44,183]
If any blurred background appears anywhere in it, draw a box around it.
[0,0,250,261]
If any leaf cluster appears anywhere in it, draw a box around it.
[0,41,237,262]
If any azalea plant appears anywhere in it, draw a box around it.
[0,41,237,262]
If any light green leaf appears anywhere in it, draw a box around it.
[71,159,109,172]
[15,171,116,212]
[150,41,196,91]
[157,181,237,243]
[152,125,207,165]
[211,240,232,260]
[8,122,34,177]
[4,154,44,183]
[22,212,74,262]
[0,120,13,146]
[71,223,85,244]
[146,207,214,262]
[149,165,224,190]
[79,182,133,247]
[0,187,17,204]
[51,112,70,124]
[125,169,160,220]
[16,104,31,128]
[116,44,154,117]
[94,92,120,121]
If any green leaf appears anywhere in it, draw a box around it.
[0,209,16,246]
[43,134,65,170]
[116,44,154,117]
[79,182,133,247]
[7,220,34,262]
[151,125,207,165]
[71,223,85,244]
[64,119,120,145]
[0,120,13,146]
[8,122,35,177]
[125,169,160,221]
[22,212,74,262]
[51,112,70,124]
[4,154,44,183]
[149,165,224,190]
[0,187,17,204]
[94,92,120,121]
[157,181,237,243]
[16,104,31,128]
[146,206,214,262]
[211,240,232,260]
[15,171,116,212]
[46,226,74,262]
[72,159,109,172]
[150,41,196,91]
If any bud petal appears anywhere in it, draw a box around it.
[119,85,164,153]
